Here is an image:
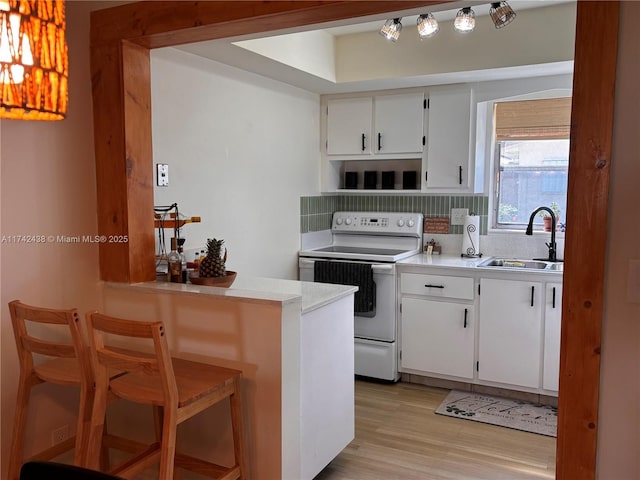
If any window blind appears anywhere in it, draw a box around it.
[495,97,572,140]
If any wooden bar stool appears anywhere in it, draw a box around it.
[84,311,248,480]
[7,300,95,480]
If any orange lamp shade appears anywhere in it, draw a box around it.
[0,0,68,120]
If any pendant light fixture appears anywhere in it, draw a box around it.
[0,0,68,121]
[416,13,439,39]
[454,7,476,33]
[379,18,402,42]
[490,1,516,29]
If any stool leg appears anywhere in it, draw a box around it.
[159,407,178,479]
[153,407,181,480]
[230,376,248,480]
[85,378,109,471]
[74,383,93,467]
[7,375,32,480]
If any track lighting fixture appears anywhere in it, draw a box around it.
[454,7,476,33]
[380,3,517,43]
[417,13,439,39]
[490,1,517,29]
[379,18,402,42]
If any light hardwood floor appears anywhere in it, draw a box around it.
[314,380,556,480]
[122,379,556,479]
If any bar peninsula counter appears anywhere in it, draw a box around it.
[101,276,357,480]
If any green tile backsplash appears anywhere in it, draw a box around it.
[300,195,489,235]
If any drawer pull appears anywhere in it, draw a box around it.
[463,308,468,328]
[424,284,445,289]
[552,287,556,309]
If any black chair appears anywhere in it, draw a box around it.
[20,461,123,479]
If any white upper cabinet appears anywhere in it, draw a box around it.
[326,97,373,155]
[425,86,474,191]
[326,92,424,157]
[373,93,425,155]
[321,87,484,192]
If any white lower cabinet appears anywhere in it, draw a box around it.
[401,297,475,379]
[400,272,475,380]
[398,265,562,395]
[543,283,563,392]
[478,278,543,389]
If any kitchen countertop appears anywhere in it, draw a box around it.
[106,275,357,314]
[399,253,563,276]
[399,254,487,269]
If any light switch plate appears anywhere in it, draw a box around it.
[156,163,169,186]
[450,208,468,225]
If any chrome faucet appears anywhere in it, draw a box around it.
[526,207,561,262]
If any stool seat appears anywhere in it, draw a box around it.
[110,357,240,408]
[33,357,84,385]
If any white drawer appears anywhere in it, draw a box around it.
[401,273,474,300]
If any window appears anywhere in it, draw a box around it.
[493,97,571,230]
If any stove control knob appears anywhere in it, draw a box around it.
[397,219,405,227]
[407,219,415,227]
[336,217,343,225]
[345,218,352,225]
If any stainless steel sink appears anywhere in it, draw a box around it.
[547,263,564,271]
[478,258,563,271]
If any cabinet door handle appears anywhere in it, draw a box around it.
[552,287,556,309]
[459,165,463,185]
[531,286,535,307]
[463,308,468,328]
[361,133,366,151]
[424,284,444,289]
[378,132,382,151]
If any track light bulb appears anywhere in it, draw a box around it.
[417,13,439,39]
[454,7,476,33]
[379,18,402,42]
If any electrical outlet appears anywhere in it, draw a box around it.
[156,163,169,187]
[51,424,69,446]
[450,208,469,225]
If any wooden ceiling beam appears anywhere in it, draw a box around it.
[90,1,446,48]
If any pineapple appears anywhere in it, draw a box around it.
[199,238,227,277]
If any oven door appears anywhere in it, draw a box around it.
[299,258,397,342]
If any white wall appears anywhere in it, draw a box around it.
[151,48,320,279]
[233,30,337,82]
[597,2,640,478]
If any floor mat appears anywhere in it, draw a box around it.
[435,390,557,437]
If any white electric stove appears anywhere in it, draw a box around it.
[299,211,423,381]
